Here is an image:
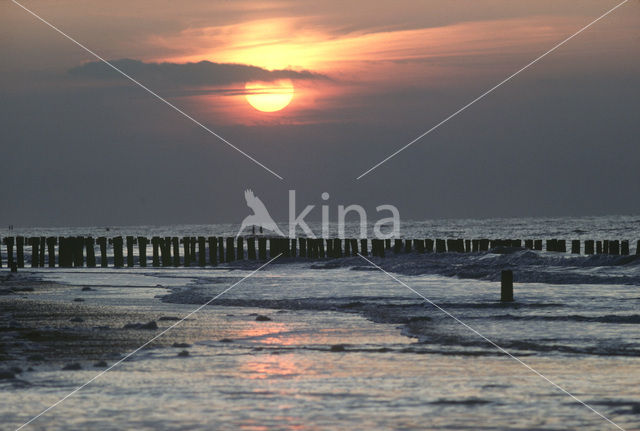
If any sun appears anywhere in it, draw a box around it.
[245,79,294,112]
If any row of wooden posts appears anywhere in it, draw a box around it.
[0,236,638,269]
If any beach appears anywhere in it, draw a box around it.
[2,217,640,431]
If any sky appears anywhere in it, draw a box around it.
[1,0,639,227]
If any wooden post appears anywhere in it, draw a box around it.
[247,237,257,260]
[126,236,135,267]
[236,237,244,260]
[464,239,471,253]
[472,239,479,252]
[534,240,543,251]
[298,238,306,258]
[479,239,489,251]
[524,239,533,249]
[435,239,446,253]
[405,239,413,253]
[46,237,56,267]
[208,237,217,265]
[360,239,368,256]
[621,240,629,256]
[446,239,455,253]
[350,238,358,256]
[325,239,333,258]
[113,237,124,268]
[344,239,351,256]
[501,270,514,302]
[385,239,391,250]
[596,240,603,254]
[318,239,326,258]
[218,237,225,263]
[637,240,640,255]
[74,236,85,267]
[609,240,620,255]
[603,240,610,255]
[226,237,235,262]
[151,237,160,267]
[571,240,580,254]
[557,240,566,253]
[425,239,434,252]
[547,239,556,252]
[97,237,107,267]
[135,237,147,267]
[39,237,45,267]
[198,237,207,266]
[183,237,191,267]
[584,240,595,255]
[16,236,24,268]
[394,239,403,254]
[161,237,172,267]
[512,239,522,248]
[30,237,39,268]
[86,237,96,268]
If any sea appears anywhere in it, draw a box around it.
[2,215,640,430]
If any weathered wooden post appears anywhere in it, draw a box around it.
[218,237,225,263]
[198,237,207,266]
[16,236,25,268]
[464,239,471,253]
[151,237,160,267]
[247,237,257,260]
[636,240,640,255]
[424,239,433,253]
[46,237,56,267]
[182,237,191,267]
[298,238,306,258]
[524,239,533,249]
[571,240,580,254]
[557,240,566,253]
[385,239,391,250]
[534,240,543,251]
[160,238,172,267]
[30,237,39,268]
[189,237,196,264]
[435,239,446,253]
[393,239,403,254]
[226,237,235,262]
[169,237,178,266]
[74,236,85,267]
[479,239,489,251]
[621,240,629,256]
[358,239,366,256]
[596,240,603,254]
[207,237,217,265]
[609,240,620,255]
[405,239,413,253]
[546,239,556,252]
[350,239,358,256]
[318,238,326,258]
[236,237,244,260]
[501,270,514,302]
[135,237,147,267]
[126,236,135,267]
[113,237,124,268]
[603,240,610,255]
[584,240,595,255]
[86,237,96,268]
[471,239,479,252]
[344,239,351,256]
[57,237,67,267]
[97,237,107,267]
[39,237,45,267]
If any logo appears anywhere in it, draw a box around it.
[236,190,400,239]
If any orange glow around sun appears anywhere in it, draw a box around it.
[245,79,294,112]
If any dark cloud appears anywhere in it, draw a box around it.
[68,59,329,87]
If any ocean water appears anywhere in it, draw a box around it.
[2,215,640,430]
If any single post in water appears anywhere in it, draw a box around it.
[161,237,172,267]
[172,237,180,266]
[258,237,267,260]
[5,237,15,269]
[584,240,595,255]
[30,237,39,268]
[247,237,257,260]
[226,237,235,262]
[46,237,56,267]
[137,237,148,267]
[501,270,514,302]
[151,237,160,267]
[621,240,629,256]
[16,236,25,268]
[596,240,603,254]
[236,237,244,260]
[360,239,368,256]
[218,237,225,263]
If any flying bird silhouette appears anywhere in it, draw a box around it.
[236,189,285,238]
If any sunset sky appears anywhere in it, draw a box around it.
[1,0,639,226]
